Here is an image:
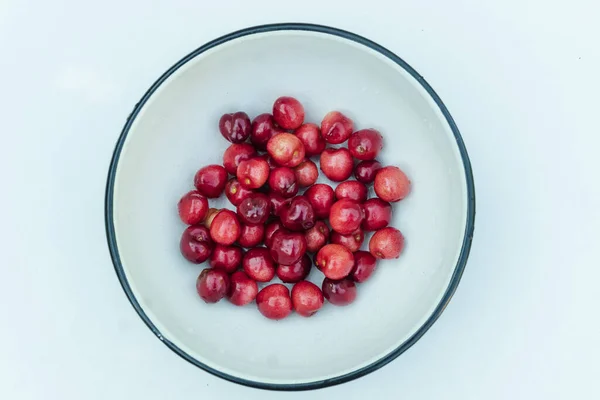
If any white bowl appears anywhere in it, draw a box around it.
[105,23,475,390]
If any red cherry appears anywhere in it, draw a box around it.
[331,228,364,252]
[276,254,312,283]
[177,190,209,225]
[294,123,325,156]
[268,230,307,265]
[280,195,316,231]
[351,251,377,283]
[354,160,382,184]
[304,220,330,253]
[209,244,243,273]
[369,227,405,259]
[236,158,270,189]
[374,166,411,202]
[322,277,357,306]
[267,133,305,167]
[362,198,392,231]
[222,143,257,175]
[315,244,354,280]
[320,148,353,181]
[227,271,258,306]
[268,167,298,198]
[242,247,276,282]
[304,183,335,219]
[194,165,228,198]
[320,111,354,144]
[180,225,213,263]
[291,281,324,317]
[196,268,230,303]
[335,181,368,203]
[347,129,383,160]
[236,193,270,225]
[218,112,251,143]
[256,284,293,320]
[209,209,241,245]
[264,220,284,248]
[294,159,319,187]
[272,96,305,130]
[238,223,264,248]
[224,178,253,207]
[329,199,363,235]
[251,113,282,149]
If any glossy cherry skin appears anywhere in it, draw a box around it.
[351,251,377,283]
[268,229,307,265]
[335,181,368,203]
[374,166,411,202]
[268,167,298,198]
[268,192,290,216]
[369,227,405,259]
[267,133,305,167]
[315,244,355,280]
[203,208,220,229]
[222,143,257,175]
[291,281,324,317]
[304,220,330,253]
[354,160,382,184]
[294,159,319,187]
[304,183,335,219]
[348,129,384,160]
[238,223,264,248]
[331,228,364,252]
[322,277,357,306]
[196,268,230,303]
[272,96,305,130]
[242,247,276,282]
[236,193,270,225]
[180,225,214,263]
[329,199,364,235]
[320,111,354,144]
[251,113,282,149]
[227,271,259,306]
[236,158,270,189]
[276,254,312,283]
[177,190,209,225]
[224,178,253,207]
[256,284,293,320]
[362,198,392,231]
[209,244,243,273]
[264,220,284,248]
[219,112,251,143]
[280,195,316,231]
[209,209,241,245]
[194,165,228,198]
[320,148,353,181]
[294,123,325,156]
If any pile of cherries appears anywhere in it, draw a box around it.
[178,96,411,320]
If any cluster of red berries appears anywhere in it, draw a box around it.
[177,96,411,320]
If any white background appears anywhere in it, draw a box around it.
[1,0,599,399]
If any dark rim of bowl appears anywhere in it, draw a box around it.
[104,22,476,391]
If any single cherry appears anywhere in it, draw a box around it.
[268,167,298,198]
[335,181,368,203]
[348,129,383,160]
[320,148,353,181]
[267,133,305,167]
[291,281,324,317]
[268,192,290,216]
[264,220,284,248]
[224,178,253,207]
[294,159,319,187]
[227,271,258,306]
[315,244,355,280]
[236,193,270,225]
[209,209,241,245]
[276,254,312,283]
[304,184,335,219]
[222,143,257,175]
[280,195,316,231]
[362,198,392,231]
[209,244,243,273]
[294,123,325,156]
[238,223,264,248]
[177,190,209,225]
[268,230,307,265]
[194,165,228,198]
[351,251,377,283]
[272,96,305,130]
[369,227,405,259]
[219,112,251,143]
[242,247,276,282]
[256,284,293,320]
[374,166,411,202]
[331,228,364,252]
[196,268,230,303]
[304,220,330,253]
[236,158,270,189]
[251,113,282,149]
[322,277,357,306]
[180,225,214,263]
[329,199,363,235]
[354,160,382,184]
[320,111,354,144]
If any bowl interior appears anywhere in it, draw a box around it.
[110,30,469,385]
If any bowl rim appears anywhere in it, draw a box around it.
[104,22,476,391]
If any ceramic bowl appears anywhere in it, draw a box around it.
[105,23,475,390]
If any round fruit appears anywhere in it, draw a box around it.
[362,198,392,231]
[354,160,382,184]
[268,230,307,265]
[251,113,281,149]
[294,123,325,156]
[369,227,405,259]
[224,178,253,207]
[227,271,258,306]
[196,268,230,303]
[335,181,368,203]
[291,281,324,317]
[315,244,354,280]
[329,199,363,235]
[180,225,213,263]
[256,284,293,320]
[272,96,305,130]
[219,112,251,143]
[222,143,256,175]
[374,166,411,202]
[347,128,383,160]
[304,184,335,219]
[238,223,264,248]
[276,254,312,283]
[322,278,357,306]
[209,209,241,245]
[267,133,305,167]
[280,195,316,231]
[209,244,243,273]
[304,220,330,253]
[351,251,377,282]
[294,159,319,187]
[236,193,270,225]
[320,111,354,144]
[194,165,228,198]
[331,228,364,252]
[268,167,298,198]
[177,190,209,225]
[242,247,276,282]
[236,158,270,189]
[320,148,353,181]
